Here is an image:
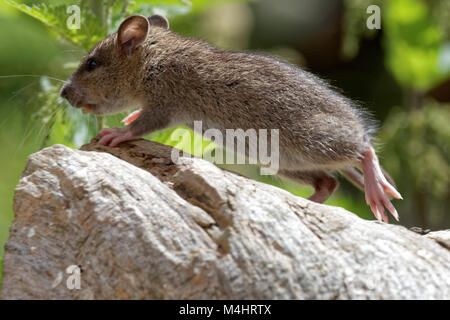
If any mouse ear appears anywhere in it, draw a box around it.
[117,15,150,58]
[148,15,169,30]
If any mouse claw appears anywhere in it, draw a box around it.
[98,128,114,136]
[98,126,140,147]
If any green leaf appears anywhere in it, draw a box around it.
[148,126,216,158]
[384,0,448,90]
[6,0,106,51]
[132,0,253,14]
[379,103,450,199]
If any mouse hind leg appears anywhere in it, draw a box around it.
[279,169,338,203]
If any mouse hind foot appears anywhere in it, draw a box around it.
[361,146,402,222]
[279,170,338,203]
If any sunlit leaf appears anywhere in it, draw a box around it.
[6,0,106,50]
[384,0,448,90]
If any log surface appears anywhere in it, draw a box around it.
[1,139,449,299]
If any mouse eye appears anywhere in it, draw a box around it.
[87,58,97,71]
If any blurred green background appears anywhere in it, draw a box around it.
[0,0,449,280]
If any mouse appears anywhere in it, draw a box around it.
[60,14,402,223]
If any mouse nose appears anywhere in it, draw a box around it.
[60,85,70,99]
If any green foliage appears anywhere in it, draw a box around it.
[384,0,448,90]
[342,0,383,59]
[344,0,450,90]
[430,0,450,42]
[7,0,255,50]
[380,103,450,200]
[148,126,215,158]
[6,0,108,50]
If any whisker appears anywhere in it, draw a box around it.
[88,113,92,135]
[0,74,67,84]
[0,82,38,131]
[34,105,62,147]
[7,81,38,103]
[94,115,99,131]
[62,49,84,53]
[62,108,70,140]
[11,92,43,154]
[14,120,40,157]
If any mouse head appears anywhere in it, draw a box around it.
[60,15,169,115]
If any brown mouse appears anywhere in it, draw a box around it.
[60,14,402,222]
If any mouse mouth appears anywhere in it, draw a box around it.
[82,104,95,114]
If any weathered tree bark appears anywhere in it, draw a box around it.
[1,138,449,299]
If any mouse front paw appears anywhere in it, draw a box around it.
[98,126,140,147]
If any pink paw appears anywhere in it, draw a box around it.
[361,147,402,223]
[98,126,139,147]
[121,109,142,125]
